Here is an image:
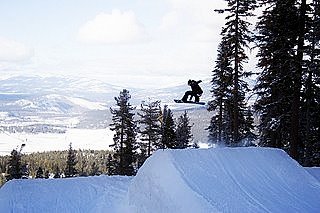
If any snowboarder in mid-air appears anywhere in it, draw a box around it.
[181,79,203,103]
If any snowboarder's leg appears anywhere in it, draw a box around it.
[195,95,200,102]
[182,91,192,102]
[195,93,202,102]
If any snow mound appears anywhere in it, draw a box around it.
[128,147,320,213]
[0,175,132,213]
[1,148,320,213]
[306,167,320,181]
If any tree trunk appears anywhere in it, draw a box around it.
[233,0,240,143]
[290,0,306,160]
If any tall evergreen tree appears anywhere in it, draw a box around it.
[253,0,320,164]
[290,0,308,160]
[78,152,88,177]
[65,143,77,178]
[6,149,22,180]
[35,167,44,178]
[53,165,61,178]
[224,0,256,144]
[301,0,320,165]
[106,154,117,176]
[138,100,162,157]
[208,39,233,145]
[109,89,138,176]
[175,111,193,149]
[254,0,299,150]
[210,0,256,145]
[21,163,29,179]
[44,171,50,179]
[159,105,176,149]
[89,162,100,176]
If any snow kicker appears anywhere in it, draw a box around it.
[128,147,320,213]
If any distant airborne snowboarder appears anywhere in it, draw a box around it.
[181,79,203,103]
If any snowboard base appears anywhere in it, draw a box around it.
[174,99,205,105]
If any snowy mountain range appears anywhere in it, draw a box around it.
[0,75,212,140]
[0,75,212,113]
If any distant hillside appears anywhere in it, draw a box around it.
[0,75,211,131]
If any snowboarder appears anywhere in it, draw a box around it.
[181,80,203,103]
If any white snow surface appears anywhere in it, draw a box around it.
[128,147,320,213]
[1,147,320,213]
[0,175,132,213]
[0,128,114,155]
[66,97,107,110]
[305,167,320,181]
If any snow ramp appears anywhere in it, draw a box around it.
[128,147,320,213]
[0,175,131,213]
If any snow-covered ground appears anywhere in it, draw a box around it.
[0,175,132,213]
[128,147,320,213]
[1,147,320,213]
[0,128,114,155]
[305,167,320,181]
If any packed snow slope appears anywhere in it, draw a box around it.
[1,148,320,213]
[0,175,132,213]
[305,167,320,181]
[128,147,320,213]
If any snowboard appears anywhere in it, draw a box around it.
[174,99,205,105]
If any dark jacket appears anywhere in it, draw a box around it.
[189,80,203,95]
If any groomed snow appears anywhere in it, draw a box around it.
[1,147,320,213]
[128,147,320,213]
[0,175,132,213]
[305,167,320,181]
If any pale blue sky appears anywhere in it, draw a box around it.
[0,0,226,88]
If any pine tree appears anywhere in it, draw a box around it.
[138,100,162,157]
[253,0,320,164]
[53,165,61,178]
[110,89,138,176]
[208,39,233,145]
[159,105,176,149]
[90,162,100,176]
[65,143,77,178]
[106,154,117,176]
[78,151,88,177]
[241,107,257,146]
[44,171,50,179]
[35,167,44,178]
[301,0,320,166]
[21,163,29,179]
[290,0,308,160]
[254,0,299,150]
[210,0,256,145]
[6,149,22,180]
[175,111,193,149]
